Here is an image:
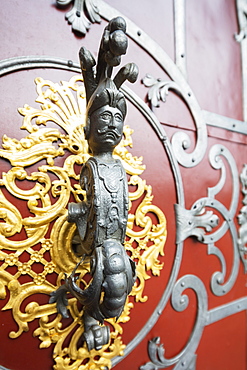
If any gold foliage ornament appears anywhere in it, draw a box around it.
[0,75,167,369]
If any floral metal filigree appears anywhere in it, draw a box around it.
[0,75,167,369]
[237,164,247,272]
[142,73,208,169]
[56,0,101,35]
[175,200,219,243]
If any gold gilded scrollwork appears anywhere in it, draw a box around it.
[0,76,167,369]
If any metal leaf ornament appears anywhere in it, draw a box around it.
[56,0,101,35]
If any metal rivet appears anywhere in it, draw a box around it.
[137,30,141,36]
[181,282,185,287]
[68,60,73,67]
[188,92,191,97]
[76,11,81,17]
[181,54,184,58]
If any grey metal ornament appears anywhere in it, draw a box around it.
[237,164,247,272]
[175,200,219,243]
[50,16,138,351]
[140,274,247,370]
[1,1,246,365]
[56,0,101,35]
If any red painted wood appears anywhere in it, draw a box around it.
[0,1,246,369]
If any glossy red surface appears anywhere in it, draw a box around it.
[0,1,246,370]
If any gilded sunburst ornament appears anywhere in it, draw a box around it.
[0,75,167,369]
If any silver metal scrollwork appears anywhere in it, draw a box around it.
[0,1,246,368]
[56,0,101,35]
[175,200,219,243]
[176,144,240,297]
[205,145,240,296]
[235,0,247,121]
[141,140,244,369]
[141,280,247,370]
[142,74,207,168]
[140,275,208,370]
[237,164,247,271]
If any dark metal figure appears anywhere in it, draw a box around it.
[50,17,138,351]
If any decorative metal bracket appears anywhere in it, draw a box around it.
[56,0,101,35]
[49,16,138,351]
[175,200,219,244]
[237,164,247,272]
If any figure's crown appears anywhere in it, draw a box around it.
[79,17,139,117]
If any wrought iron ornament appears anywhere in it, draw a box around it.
[56,0,101,35]
[50,17,138,351]
[237,164,247,272]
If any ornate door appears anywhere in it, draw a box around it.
[0,1,246,369]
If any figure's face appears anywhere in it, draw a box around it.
[88,105,124,154]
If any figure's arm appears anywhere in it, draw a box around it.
[67,201,88,242]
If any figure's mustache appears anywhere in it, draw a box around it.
[97,127,122,138]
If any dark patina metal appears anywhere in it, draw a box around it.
[50,16,138,351]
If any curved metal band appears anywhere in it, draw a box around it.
[1,2,246,367]
[0,55,80,76]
